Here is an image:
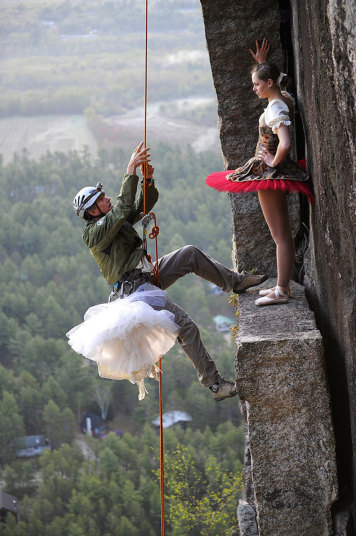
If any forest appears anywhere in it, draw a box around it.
[0,145,243,535]
[0,0,246,534]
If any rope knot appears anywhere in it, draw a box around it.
[149,225,160,239]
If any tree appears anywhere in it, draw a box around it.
[42,376,67,410]
[61,408,76,446]
[42,400,75,450]
[56,352,94,420]
[98,446,118,479]
[0,391,25,465]
[165,444,242,536]
[93,379,112,420]
[117,516,138,536]
[0,514,21,536]
[16,371,42,433]
[3,460,37,499]
[0,365,15,397]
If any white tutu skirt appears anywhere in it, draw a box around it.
[66,284,179,399]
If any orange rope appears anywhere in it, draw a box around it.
[143,0,148,216]
[142,2,165,534]
[159,356,165,535]
[148,213,160,282]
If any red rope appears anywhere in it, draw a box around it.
[143,3,165,534]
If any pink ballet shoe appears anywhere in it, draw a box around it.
[258,286,290,297]
[255,285,289,306]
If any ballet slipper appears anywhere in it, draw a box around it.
[255,285,289,306]
[259,286,290,296]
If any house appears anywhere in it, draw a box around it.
[209,283,224,295]
[0,490,19,522]
[80,412,107,438]
[152,410,192,430]
[213,314,235,332]
[16,435,50,458]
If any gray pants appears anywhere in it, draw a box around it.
[155,245,241,387]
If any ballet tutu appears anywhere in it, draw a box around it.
[206,167,315,203]
[206,127,315,204]
[66,284,179,400]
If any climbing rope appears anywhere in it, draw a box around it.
[143,0,148,216]
[142,2,165,534]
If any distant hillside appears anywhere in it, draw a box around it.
[0,0,219,161]
[0,0,214,117]
[0,115,97,163]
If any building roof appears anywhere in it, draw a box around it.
[152,410,192,428]
[22,435,46,448]
[213,315,235,325]
[213,315,235,331]
[16,435,50,458]
[0,490,19,515]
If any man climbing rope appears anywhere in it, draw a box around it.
[72,142,267,401]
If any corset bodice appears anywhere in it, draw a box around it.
[254,126,279,158]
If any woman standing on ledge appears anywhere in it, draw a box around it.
[206,39,314,306]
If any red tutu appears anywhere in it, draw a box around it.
[206,158,315,205]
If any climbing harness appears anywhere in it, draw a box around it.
[141,2,165,534]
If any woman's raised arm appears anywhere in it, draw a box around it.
[249,38,270,64]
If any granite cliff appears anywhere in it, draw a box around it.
[200,0,355,534]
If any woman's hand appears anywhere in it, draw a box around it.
[249,38,270,64]
[260,125,291,168]
[259,147,275,167]
[127,142,151,175]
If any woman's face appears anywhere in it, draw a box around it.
[252,72,271,99]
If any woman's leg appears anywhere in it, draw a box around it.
[258,189,295,291]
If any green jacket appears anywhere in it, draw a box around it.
[83,173,159,285]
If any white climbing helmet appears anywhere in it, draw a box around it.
[73,182,104,219]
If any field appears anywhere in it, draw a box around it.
[106,96,219,152]
[0,115,98,164]
[0,97,220,164]
[0,0,222,163]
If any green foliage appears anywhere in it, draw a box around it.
[0,424,243,534]
[0,391,25,465]
[228,293,240,341]
[0,65,243,530]
[0,142,237,428]
[43,400,75,449]
[165,444,242,535]
[2,461,37,499]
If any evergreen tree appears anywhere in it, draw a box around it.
[0,392,25,465]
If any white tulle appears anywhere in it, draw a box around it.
[66,284,179,399]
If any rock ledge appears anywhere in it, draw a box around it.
[235,279,338,536]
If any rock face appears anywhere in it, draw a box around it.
[235,280,338,536]
[200,0,355,534]
[237,500,258,536]
[289,1,356,531]
[200,0,300,276]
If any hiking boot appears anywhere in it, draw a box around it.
[233,272,268,294]
[209,378,238,402]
